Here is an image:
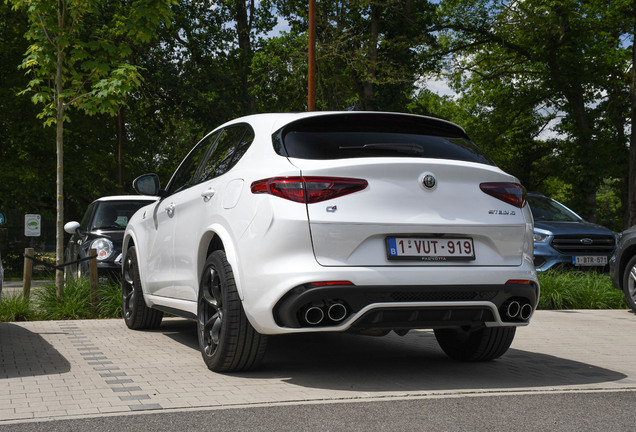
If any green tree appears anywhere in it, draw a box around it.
[9,0,173,295]
[272,0,436,111]
[434,0,632,222]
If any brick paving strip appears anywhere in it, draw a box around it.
[1,310,636,423]
[57,322,162,412]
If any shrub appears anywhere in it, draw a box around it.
[537,270,628,310]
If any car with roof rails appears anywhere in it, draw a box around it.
[528,192,616,271]
[122,111,539,372]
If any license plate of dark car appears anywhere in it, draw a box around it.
[387,237,475,261]
[572,256,607,266]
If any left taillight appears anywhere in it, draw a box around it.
[480,182,527,208]
[251,177,368,203]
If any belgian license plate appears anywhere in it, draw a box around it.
[573,256,608,266]
[387,237,475,261]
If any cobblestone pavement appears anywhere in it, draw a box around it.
[1,310,635,424]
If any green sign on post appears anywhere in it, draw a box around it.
[25,214,41,237]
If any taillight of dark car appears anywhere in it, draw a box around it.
[251,177,368,203]
[480,182,527,208]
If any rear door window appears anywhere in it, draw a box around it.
[165,131,221,195]
[199,124,255,182]
[273,113,494,165]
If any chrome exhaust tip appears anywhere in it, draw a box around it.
[505,301,521,318]
[327,303,347,322]
[304,306,325,325]
[519,303,533,320]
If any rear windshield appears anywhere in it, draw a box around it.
[273,113,494,165]
[90,200,154,230]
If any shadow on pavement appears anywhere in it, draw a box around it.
[258,332,626,392]
[0,323,71,379]
[157,319,627,393]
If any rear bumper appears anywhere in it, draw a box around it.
[273,281,539,331]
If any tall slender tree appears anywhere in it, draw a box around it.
[9,0,173,295]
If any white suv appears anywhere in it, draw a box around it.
[122,112,539,372]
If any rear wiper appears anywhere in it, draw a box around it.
[339,143,424,156]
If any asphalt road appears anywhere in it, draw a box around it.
[2,391,635,431]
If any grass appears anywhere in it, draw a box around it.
[0,277,123,322]
[0,293,39,321]
[537,270,628,310]
[0,269,630,322]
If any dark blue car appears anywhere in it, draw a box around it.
[528,192,616,271]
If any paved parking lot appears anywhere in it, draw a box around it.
[1,309,636,424]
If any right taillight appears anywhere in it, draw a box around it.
[251,176,368,203]
[480,182,527,208]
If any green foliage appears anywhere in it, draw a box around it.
[35,279,94,320]
[9,0,175,123]
[537,270,628,310]
[0,293,38,322]
[434,0,633,221]
[273,0,436,110]
[12,277,124,320]
[596,179,624,232]
[97,279,124,318]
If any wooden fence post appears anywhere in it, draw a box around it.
[23,248,34,300]
[89,248,98,311]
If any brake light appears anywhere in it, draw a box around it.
[309,281,354,287]
[251,177,368,203]
[480,182,527,208]
[506,279,532,285]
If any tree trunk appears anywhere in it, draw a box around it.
[362,3,378,110]
[234,0,254,113]
[55,43,65,298]
[118,105,124,194]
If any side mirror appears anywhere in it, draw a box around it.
[133,173,161,196]
[64,221,81,235]
[0,211,5,225]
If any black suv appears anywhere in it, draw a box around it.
[64,196,156,280]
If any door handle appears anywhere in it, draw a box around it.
[165,203,176,217]
[201,189,216,202]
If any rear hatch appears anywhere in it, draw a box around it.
[274,113,529,267]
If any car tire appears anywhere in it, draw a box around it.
[434,326,516,361]
[197,250,268,372]
[621,255,636,312]
[122,246,163,330]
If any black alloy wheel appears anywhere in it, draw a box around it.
[197,250,267,372]
[122,246,162,329]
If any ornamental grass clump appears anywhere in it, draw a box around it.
[35,278,94,320]
[0,293,38,322]
[537,270,627,310]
